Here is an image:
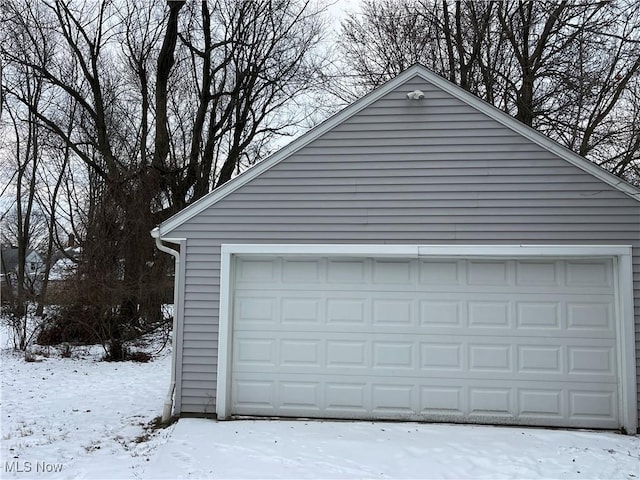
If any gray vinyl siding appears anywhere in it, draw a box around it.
[168,75,640,425]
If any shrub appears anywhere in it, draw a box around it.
[36,306,99,345]
[103,347,152,363]
[127,351,152,363]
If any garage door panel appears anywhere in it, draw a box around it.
[372,384,415,414]
[420,299,462,326]
[234,379,274,410]
[516,302,560,328]
[373,341,414,368]
[565,260,613,287]
[234,296,275,324]
[566,302,614,330]
[373,298,413,326]
[518,345,562,373]
[518,389,563,417]
[236,282,614,296]
[236,258,277,282]
[327,298,367,325]
[280,339,321,367]
[419,260,462,285]
[373,259,413,284]
[282,259,322,283]
[281,298,321,325]
[326,340,367,367]
[326,383,368,412]
[235,338,276,367]
[234,290,614,333]
[327,259,367,284]
[420,343,463,370]
[569,389,618,420]
[469,387,512,415]
[568,346,616,375]
[467,260,511,286]
[231,373,619,427]
[279,382,322,411]
[230,256,620,428]
[516,261,560,286]
[468,301,510,327]
[420,385,465,415]
[233,331,617,383]
[469,344,512,371]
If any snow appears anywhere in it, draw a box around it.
[1,321,639,480]
[143,419,640,480]
[1,325,173,479]
[48,257,76,281]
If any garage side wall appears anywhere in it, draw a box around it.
[168,75,640,425]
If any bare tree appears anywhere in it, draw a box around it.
[1,0,330,357]
[0,0,57,349]
[340,0,437,93]
[339,0,640,185]
[164,0,328,207]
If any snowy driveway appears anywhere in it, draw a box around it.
[142,418,640,479]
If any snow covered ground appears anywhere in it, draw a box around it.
[0,324,173,479]
[143,418,640,479]
[1,321,639,479]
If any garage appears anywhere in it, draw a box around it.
[216,245,634,430]
[153,65,639,432]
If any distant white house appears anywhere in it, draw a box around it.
[0,247,45,297]
[0,247,44,279]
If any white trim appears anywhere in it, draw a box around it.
[216,245,235,420]
[221,244,420,257]
[417,244,633,258]
[216,243,636,433]
[155,64,640,237]
[616,251,638,434]
[220,243,631,258]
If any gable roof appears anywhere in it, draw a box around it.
[153,64,640,238]
[1,248,42,275]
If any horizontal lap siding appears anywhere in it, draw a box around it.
[177,245,219,414]
[170,76,640,423]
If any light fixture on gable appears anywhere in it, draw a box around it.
[406,90,425,100]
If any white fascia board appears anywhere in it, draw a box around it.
[413,70,640,202]
[155,66,427,238]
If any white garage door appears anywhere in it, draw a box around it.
[230,256,620,429]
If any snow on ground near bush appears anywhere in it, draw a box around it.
[0,326,173,479]
[143,418,640,480]
[1,321,639,480]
